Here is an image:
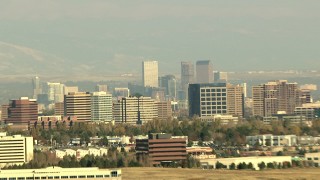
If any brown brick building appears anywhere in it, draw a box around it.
[5,97,38,125]
[136,133,187,166]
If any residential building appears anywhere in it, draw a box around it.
[91,92,112,122]
[142,60,158,87]
[136,133,187,166]
[0,132,33,168]
[196,60,213,83]
[252,80,302,117]
[64,92,91,122]
[246,134,297,147]
[227,84,244,117]
[113,96,157,124]
[6,97,38,125]
[181,61,194,100]
[0,167,122,179]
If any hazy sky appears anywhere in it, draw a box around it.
[0,0,320,75]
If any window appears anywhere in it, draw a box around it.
[314,157,319,160]
[111,171,118,177]
[87,175,94,178]
[41,177,46,180]
[35,178,40,180]
[78,176,85,179]
[54,177,60,179]
[26,178,33,180]
[18,178,25,180]
[48,177,54,179]
[61,176,68,179]
[307,158,312,160]
[96,175,103,178]
[104,175,110,178]
[0,178,7,180]
[69,176,77,179]
[9,178,16,180]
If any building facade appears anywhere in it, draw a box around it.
[246,134,297,147]
[0,132,33,168]
[156,101,172,120]
[6,97,38,125]
[91,92,112,122]
[113,96,157,124]
[142,60,158,87]
[64,92,91,122]
[196,60,213,83]
[181,61,194,100]
[136,133,187,166]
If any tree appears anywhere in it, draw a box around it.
[258,162,266,170]
[267,162,275,169]
[229,163,236,170]
[216,161,226,169]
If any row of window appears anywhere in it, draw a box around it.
[0,173,120,180]
[201,106,227,110]
[201,89,226,92]
[201,110,227,114]
[307,157,319,161]
[201,93,227,96]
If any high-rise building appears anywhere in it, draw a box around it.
[6,97,38,125]
[91,92,112,122]
[0,132,33,168]
[227,84,244,117]
[159,75,176,100]
[181,61,194,100]
[156,101,172,120]
[189,83,227,118]
[95,84,108,92]
[113,96,157,125]
[196,60,213,83]
[214,71,228,82]
[142,61,158,87]
[64,86,79,95]
[0,104,9,122]
[252,80,302,117]
[241,83,248,98]
[47,82,65,103]
[64,92,91,122]
[54,102,64,116]
[32,76,42,99]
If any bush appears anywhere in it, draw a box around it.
[258,162,266,170]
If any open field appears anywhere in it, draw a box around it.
[122,167,320,180]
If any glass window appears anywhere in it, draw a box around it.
[41,177,46,180]
[96,175,103,178]
[307,158,312,160]
[111,171,118,177]
[69,176,77,179]
[61,176,68,179]
[17,178,24,180]
[35,178,40,180]
[48,177,54,179]
[9,178,16,180]
[26,178,33,180]
[314,157,319,160]
[54,177,60,179]
[78,176,85,179]
[87,175,94,178]
[104,175,110,178]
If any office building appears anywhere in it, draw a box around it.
[246,134,297,147]
[95,84,108,92]
[47,82,65,103]
[181,61,194,100]
[54,102,64,116]
[64,92,91,122]
[113,96,157,125]
[91,92,112,122]
[0,167,122,179]
[64,86,79,95]
[196,60,213,83]
[241,83,247,98]
[156,101,172,120]
[214,71,228,82]
[114,88,130,98]
[227,84,244,117]
[136,133,187,166]
[0,132,33,168]
[305,152,320,167]
[188,83,227,117]
[32,76,42,99]
[159,75,176,100]
[30,116,77,130]
[0,104,9,122]
[252,80,302,117]
[142,60,158,87]
[294,102,320,120]
[6,97,38,125]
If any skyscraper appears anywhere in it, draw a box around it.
[47,82,65,103]
[181,61,194,100]
[64,92,91,122]
[91,92,112,122]
[227,84,244,117]
[159,75,177,100]
[214,71,228,82]
[142,61,158,87]
[95,84,108,92]
[32,76,42,99]
[196,60,213,83]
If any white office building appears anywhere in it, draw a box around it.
[142,61,158,87]
[91,92,113,122]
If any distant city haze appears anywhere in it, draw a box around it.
[0,0,320,79]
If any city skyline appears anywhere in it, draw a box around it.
[0,1,320,79]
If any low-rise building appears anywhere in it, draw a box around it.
[246,134,297,147]
[200,114,239,125]
[0,166,121,179]
[200,156,292,170]
[305,152,320,167]
[187,147,215,159]
[55,148,109,160]
[136,133,187,166]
